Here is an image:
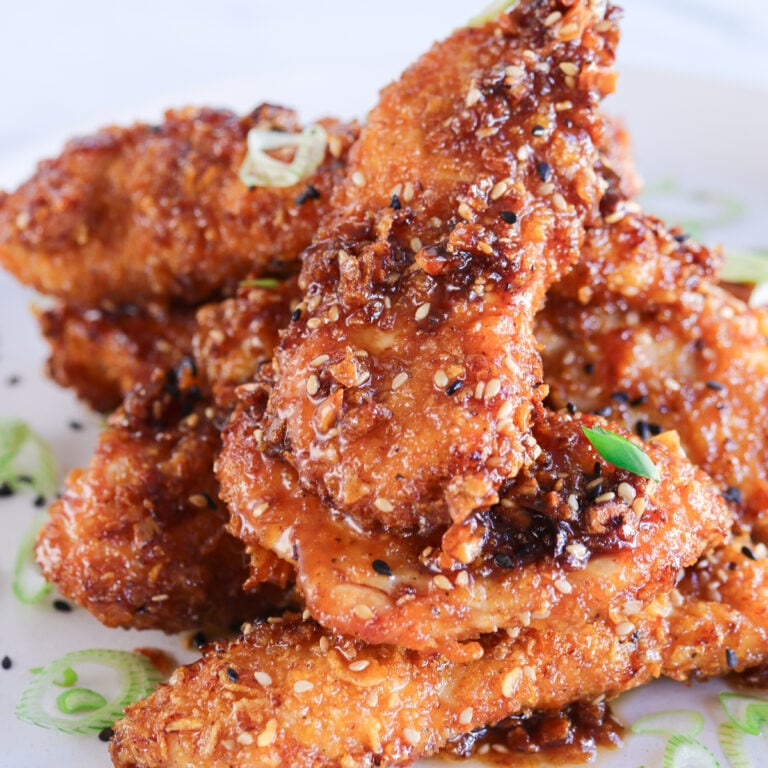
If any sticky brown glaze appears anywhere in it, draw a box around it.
[36,281,300,632]
[262,0,619,532]
[0,105,356,307]
[538,212,768,539]
[37,301,197,412]
[221,400,729,656]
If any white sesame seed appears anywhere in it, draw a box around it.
[615,621,635,637]
[354,604,374,620]
[517,145,530,161]
[237,732,254,746]
[484,378,502,399]
[410,237,423,253]
[402,182,415,202]
[306,317,323,329]
[310,354,330,367]
[624,599,643,616]
[501,668,523,697]
[458,202,474,221]
[523,666,537,682]
[256,719,278,747]
[497,401,514,421]
[475,381,486,400]
[565,542,587,559]
[555,100,573,112]
[293,680,314,693]
[554,578,573,595]
[433,369,449,388]
[538,182,556,196]
[404,728,421,746]
[567,494,580,513]
[552,192,568,211]
[392,372,408,390]
[490,179,510,200]
[459,707,474,725]
[544,10,562,26]
[477,241,493,255]
[559,61,579,76]
[632,496,648,517]
[505,64,525,81]
[455,570,469,587]
[465,82,482,107]
[306,374,320,396]
[432,574,454,591]
[254,671,272,687]
[594,491,616,504]
[604,209,626,224]
[374,497,395,512]
[414,302,431,321]
[15,211,31,230]
[188,493,209,508]
[349,659,370,672]
[151,594,169,602]
[366,691,379,707]
[519,610,531,627]
[617,482,637,502]
[352,171,366,187]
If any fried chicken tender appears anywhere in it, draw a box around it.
[538,211,768,537]
[0,105,356,307]
[37,301,197,412]
[109,534,768,768]
[261,0,618,532]
[222,387,730,655]
[36,280,300,632]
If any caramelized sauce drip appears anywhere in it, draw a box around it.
[443,700,623,766]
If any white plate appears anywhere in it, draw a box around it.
[1,30,768,768]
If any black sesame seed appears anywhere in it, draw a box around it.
[705,380,725,391]
[201,493,217,510]
[192,631,208,649]
[635,420,662,441]
[673,233,690,243]
[722,486,743,504]
[611,391,629,404]
[741,545,757,561]
[1,656,11,670]
[566,402,577,415]
[226,667,239,683]
[6,375,21,386]
[389,194,402,210]
[591,406,612,418]
[493,552,515,569]
[53,599,73,613]
[372,559,393,577]
[295,184,321,205]
[586,482,604,501]
[33,495,47,508]
[291,308,302,322]
[68,420,83,431]
[445,380,463,396]
[725,648,738,669]
[531,125,545,137]
[630,395,648,407]
[583,363,594,375]
[499,210,517,224]
[536,161,552,182]
[98,727,115,742]
[0,482,14,497]
[593,462,602,477]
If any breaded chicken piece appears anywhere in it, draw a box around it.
[261,0,618,533]
[0,105,356,307]
[222,388,730,655]
[37,301,197,412]
[538,212,768,538]
[36,280,300,632]
[109,535,768,768]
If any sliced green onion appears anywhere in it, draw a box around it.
[582,425,661,482]
[468,0,517,26]
[721,249,768,307]
[631,709,705,738]
[719,692,768,736]
[240,278,281,289]
[717,722,755,768]
[16,649,164,734]
[53,667,78,688]
[0,418,57,497]
[13,511,52,605]
[239,124,327,189]
[662,734,720,768]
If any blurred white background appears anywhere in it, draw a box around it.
[0,0,766,185]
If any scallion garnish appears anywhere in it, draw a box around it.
[13,512,52,605]
[721,249,768,307]
[239,124,327,189]
[16,649,164,734]
[0,418,56,497]
[240,278,281,289]
[468,0,517,26]
[581,425,661,482]
[719,692,768,735]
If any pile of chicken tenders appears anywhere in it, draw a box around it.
[2,1,768,766]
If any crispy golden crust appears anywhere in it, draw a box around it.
[109,535,768,768]
[0,105,356,306]
[222,390,729,654]
[35,281,300,631]
[538,214,768,536]
[37,301,197,412]
[261,1,619,532]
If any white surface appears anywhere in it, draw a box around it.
[1,2,768,768]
